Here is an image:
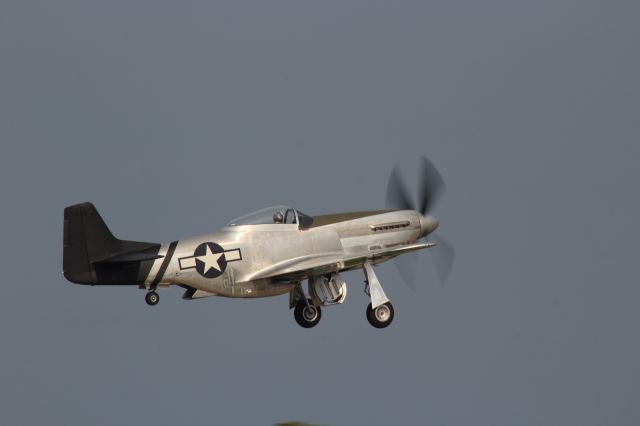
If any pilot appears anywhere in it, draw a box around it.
[273,211,284,224]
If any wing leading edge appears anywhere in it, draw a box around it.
[249,242,435,283]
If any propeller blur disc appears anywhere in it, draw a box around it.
[386,166,415,211]
[417,156,445,215]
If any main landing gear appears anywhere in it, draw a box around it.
[363,261,394,328]
[145,291,160,306]
[366,301,395,328]
[294,298,322,328]
[290,282,324,328]
[289,262,395,329]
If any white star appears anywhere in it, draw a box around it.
[197,245,223,274]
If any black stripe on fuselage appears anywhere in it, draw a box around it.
[150,241,178,290]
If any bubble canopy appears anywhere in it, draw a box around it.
[226,206,312,227]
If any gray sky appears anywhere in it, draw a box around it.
[1,1,639,425]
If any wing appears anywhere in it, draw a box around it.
[247,242,435,283]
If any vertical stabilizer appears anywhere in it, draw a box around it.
[63,203,160,285]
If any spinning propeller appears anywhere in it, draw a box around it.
[385,156,455,287]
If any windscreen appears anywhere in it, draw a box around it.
[227,206,292,226]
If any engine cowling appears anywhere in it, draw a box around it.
[311,273,347,306]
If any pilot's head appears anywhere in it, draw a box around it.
[273,211,284,224]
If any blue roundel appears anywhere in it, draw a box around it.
[194,242,227,278]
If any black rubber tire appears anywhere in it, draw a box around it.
[145,291,160,306]
[294,299,322,328]
[366,302,394,328]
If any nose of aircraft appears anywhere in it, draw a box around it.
[419,214,439,237]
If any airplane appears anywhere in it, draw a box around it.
[62,156,454,328]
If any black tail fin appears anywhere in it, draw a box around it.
[63,203,160,285]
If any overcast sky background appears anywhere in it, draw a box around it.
[1,1,639,425]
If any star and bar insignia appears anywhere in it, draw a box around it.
[178,242,242,278]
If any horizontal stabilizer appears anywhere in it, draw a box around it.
[93,252,164,264]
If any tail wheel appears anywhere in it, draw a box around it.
[294,299,322,328]
[145,291,160,306]
[366,302,394,328]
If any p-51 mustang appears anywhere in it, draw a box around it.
[63,157,454,328]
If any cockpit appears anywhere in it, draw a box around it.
[226,205,313,228]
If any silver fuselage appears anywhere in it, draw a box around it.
[144,210,428,298]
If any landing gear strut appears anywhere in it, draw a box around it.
[363,261,394,328]
[145,291,160,306]
[291,283,322,328]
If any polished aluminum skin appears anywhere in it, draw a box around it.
[144,206,438,301]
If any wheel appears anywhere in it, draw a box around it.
[145,291,160,306]
[294,299,322,328]
[366,302,394,328]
